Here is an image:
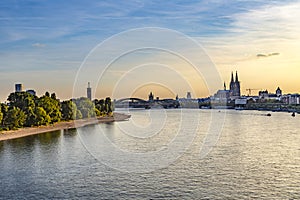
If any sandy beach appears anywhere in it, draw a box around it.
[0,112,130,141]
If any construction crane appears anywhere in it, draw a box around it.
[245,88,260,96]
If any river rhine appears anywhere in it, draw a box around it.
[0,109,299,199]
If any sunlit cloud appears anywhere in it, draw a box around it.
[200,0,300,93]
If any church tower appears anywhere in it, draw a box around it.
[234,71,241,96]
[229,72,235,96]
[229,71,241,97]
[276,87,282,96]
[148,92,154,102]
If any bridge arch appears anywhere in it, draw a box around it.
[115,98,147,104]
[115,98,149,109]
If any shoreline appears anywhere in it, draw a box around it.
[0,112,130,142]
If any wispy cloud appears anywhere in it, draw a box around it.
[32,43,46,48]
[256,52,280,58]
[201,1,300,63]
[198,0,300,93]
[1,0,300,100]
[229,1,300,40]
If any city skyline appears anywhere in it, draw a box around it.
[1,0,300,101]
[2,75,294,102]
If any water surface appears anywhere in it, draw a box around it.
[0,109,299,199]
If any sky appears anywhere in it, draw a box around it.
[1,0,300,101]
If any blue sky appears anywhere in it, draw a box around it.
[1,0,300,101]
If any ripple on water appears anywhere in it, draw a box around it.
[0,110,299,199]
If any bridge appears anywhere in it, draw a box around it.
[114,98,150,109]
[114,98,180,109]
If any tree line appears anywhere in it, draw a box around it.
[0,91,113,131]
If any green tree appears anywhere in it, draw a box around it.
[3,107,26,130]
[105,97,113,114]
[38,95,61,123]
[95,108,101,116]
[7,92,37,127]
[34,107,51,126]
[7,92,36,110]
[94,98,114,116]
[51,93,56,100]
[0,104,3,126]
[0,103,8,127]
[61,100,77,120]
[76,109,83,119]
[75,97,95,118]
[24,106,37,127]
[96,99,105,114]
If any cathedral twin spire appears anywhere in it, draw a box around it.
[229,71,241,97]
[230,71,239,83]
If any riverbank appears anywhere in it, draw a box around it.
[0,112,130,141]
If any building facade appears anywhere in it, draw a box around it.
[212,89,230,104]
[15,83,23,92]
[210,71,241,107]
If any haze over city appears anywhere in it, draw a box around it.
[1,0,300,101]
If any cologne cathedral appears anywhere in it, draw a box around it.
[229,71,241,97]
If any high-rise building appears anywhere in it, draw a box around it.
[15,83,23,92]
[87,82,92,100]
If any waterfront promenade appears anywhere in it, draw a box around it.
[0,113,130,141]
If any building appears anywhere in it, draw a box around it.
[235,98,247,108]
[87,82,92,100]
[259,90,269,99]
[229,71,241,97]
[15,83,23,92]
[26,89,36,96]
[210,71,241,107]
[177,92,198,108]
[282,94,300,105]
[212,89,230,104]
[14,83,37,96]
[148,92,154,102]
[186,92,192,99]
[259,88,282,101]
[276,87,282,96]
[178,97,199,108]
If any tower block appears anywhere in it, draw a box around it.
[87,82,92,100]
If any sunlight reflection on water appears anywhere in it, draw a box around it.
[0,109,299,199]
